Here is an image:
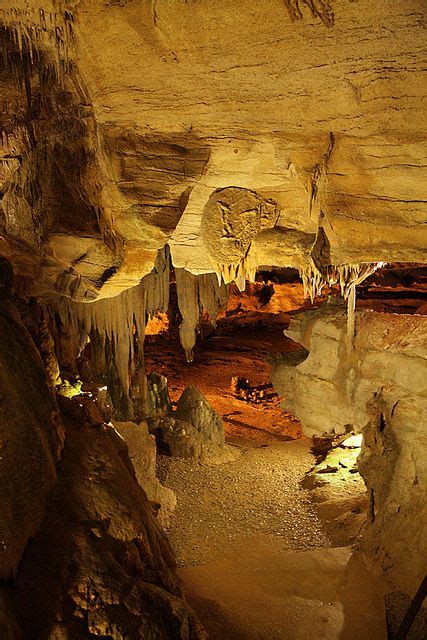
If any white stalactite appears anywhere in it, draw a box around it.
[55,247,171,397]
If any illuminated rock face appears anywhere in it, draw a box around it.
[272,304,426,438]
[271,304,427,593]
[0,0,426,302]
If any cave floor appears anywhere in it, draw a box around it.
[178,545,387,640]
[158,439,387,640]
[145,319,303,442]
[149,311,387,638]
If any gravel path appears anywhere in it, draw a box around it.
[157,439,331,567]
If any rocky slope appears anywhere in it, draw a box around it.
[0,294,205,639]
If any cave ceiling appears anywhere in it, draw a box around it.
[0,0,426,302]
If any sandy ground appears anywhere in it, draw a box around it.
[158,439,330,567]
[179,546,387,640]
[158,439,387,640]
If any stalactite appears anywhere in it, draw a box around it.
[56,284,147,399]
[299,261,385,303]
[142,245,170,316]
[175,268,229,362]
[0,6,75,79]
[175,269,199,363]
[299,260,385,351]
[346,284,356,351]
[52,247,172,414]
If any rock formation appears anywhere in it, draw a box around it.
[271,304,426,594]
[0,0,426,635]
[11,408,205,639]
[151,385,235,463]
[0,292,204,638]
[113,420,177,528]
[0,293,63,580]
[175,385,225,447]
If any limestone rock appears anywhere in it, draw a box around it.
[358,391,427,597]
[151,386,231,462]
[11,416,206,639]
[271,303,427,594]
[113,420,177,528]
[200,186,279,269]
[157,416,206,460]
[146,372,172,419]
[0,298,64,579]
[176,385,225,447]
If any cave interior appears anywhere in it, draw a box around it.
[0,2,426,639]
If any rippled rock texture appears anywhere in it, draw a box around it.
[1,0,426,302]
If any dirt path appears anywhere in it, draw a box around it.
[158,439,330,567]
[158,439,387,640]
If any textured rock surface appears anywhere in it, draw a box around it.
[146,371,172,419]
[358,394,427,596]
[176,385,226,447]
[1,1,426,299]
[0,0,426,632]
[113,420,177,528]
[10,413,206,639]
[271,302,427,436]
[153,385,231,461]
[271,304,427,593]
[0,296,63,579]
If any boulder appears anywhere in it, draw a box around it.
[156,416,205,459]
[175,385,225,447]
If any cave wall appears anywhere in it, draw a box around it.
[0,291,205,638]
[0,293,63,580]
[0,0,426,627]
[271,304,427,593]
[11,410,205,639]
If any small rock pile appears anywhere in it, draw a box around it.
[230,376,278,405]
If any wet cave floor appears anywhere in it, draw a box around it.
[146,310,388,639]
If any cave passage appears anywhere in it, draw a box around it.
[145,276,305,445]
[143,269,407,639]
[1,5,426,637]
